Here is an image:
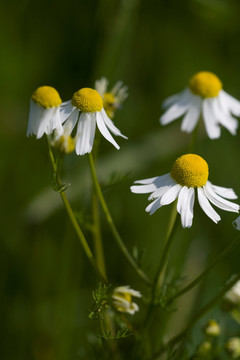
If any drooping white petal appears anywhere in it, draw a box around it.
[220,90,240,116]
[212,97,238,135]
[62,108,79,135]
[233,216,240,231]
[27,100,42,137]
[145,197,163,215]
[177,187,195,228]
[160,90,193,125]
[96,111,120,149]
[162,88,189,109]
[75,113,96,155]
[36,107,56,138]
[159,184,182,205]
[181,96,202,132]
[59,100,74,123]
[101,109,128,139]
[212,184,238,200]
[197,187,221,223]
[204,181,239,213]
[202,99,221,139]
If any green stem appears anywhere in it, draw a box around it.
[87,152,152,286]
[167,234,240,306]
[153,272,240,358]
[154,204,179,294]
[45,137,107,285]
[92,189,108,280]
[144,205,179,326]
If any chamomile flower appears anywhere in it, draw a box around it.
[60,88,127,155]
[224,280,240,306]
[160,71,240,139]
[95,77,128,118]
[112,285,141,315]
[27,86,63,139]
[131,154,239,228]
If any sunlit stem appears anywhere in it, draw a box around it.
[167,234,240,306]
[154,204,179,295]
[87,152,152,286]
[155,272,240,358]
[45,137,107,285]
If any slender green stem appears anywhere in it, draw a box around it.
[92,189,108,280]
[153,272,240,359]
[154,204,179,294]
[45,137,107,285]
[144,205,179,326]
[167,234,240,306]
[87,152,152,286]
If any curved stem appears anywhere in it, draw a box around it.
[45,137,107,285]
[167,234,240,306]
[87,152,152,286]
[153,272,240,359]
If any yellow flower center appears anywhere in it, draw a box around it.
[71,88,103,112]
[114,291,132,304]
[171,154,209,187]
[189,71,222,98]
[103,92,116,118]
[31,86,62,108]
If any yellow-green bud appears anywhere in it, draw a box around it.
[204,319,221,337]
[225,337,240,359]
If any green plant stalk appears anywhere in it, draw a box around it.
[167,234,240,306]
[92,189,108,280]
[87,152,152,286]
[153,272,240,358]
[45,137,107,285]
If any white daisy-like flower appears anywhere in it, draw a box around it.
[131,154,239,228]
[95,77,128,119]
[60,88,127,155]
[224,280,240,306]
[112,285,141,315]
[160,71,240,139]
[27,86,63,139]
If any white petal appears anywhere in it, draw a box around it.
[212,96,238,135]
[181,96,202,133]
[75,113,96,155]
[36,107,56,138]
[159,184,182,205]
[221,90,240,116]
[148,174,175,200]
[134,173,170,185]
[96,111,120,149]
[204,181,239,213]
[202,99,221,139]
[60,100,74,123]
[233,216,240,230]
[145,198,162,215]
[212,184,238,200]
[177,187,195,228]
[27,100,41,136]
[62,109,79,135]
[95,77,108,96]
[162,88,189,109]
[160,90,193,125]
[197,187,221,223]
[101,109,128,139]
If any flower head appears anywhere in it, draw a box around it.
[95,77,128,118]
[225,337,240,359]
[131,154,239,228]
[112,285,141,315]
[224,280,240,307]
[27,86,63,139]
[59,87,127,155]
[204,319,221,337]
[160,71,240,139]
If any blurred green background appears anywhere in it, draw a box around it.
[2,0,240,358]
